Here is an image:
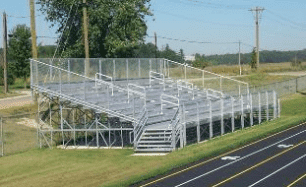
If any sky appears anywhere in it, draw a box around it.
[0,0,305,56]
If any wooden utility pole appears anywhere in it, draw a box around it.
[2,12,8,94]
[30,0,38,59]
[83,0,90,76]
[238,40,241,76]
[249,7,264,69]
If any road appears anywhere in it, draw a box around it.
[142,122,306,187]
[0,91,33,110]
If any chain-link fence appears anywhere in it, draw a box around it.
[0,112,38,157]
[251,75,306,97]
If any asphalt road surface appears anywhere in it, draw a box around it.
[142,122,306,187]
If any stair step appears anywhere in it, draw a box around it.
[136,144,173,148]
[135,148,173,152]
[142,132,172,136]
[140,136,171,140]
[138,140,171,144]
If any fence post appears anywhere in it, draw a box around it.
[231,97,235,132]
[113,59,116,82]
[1,117,3,157]
[49,60,52,82]
[96,115,99,148]
[296,78,298,93]
[220,77,223,92]
[167,60,170,78]
[221,98,224,135]
[266,91,269,121]
[59,70,62,95]
[99,59,102,79]
[209,100,213,139]
[250,94,253,126]
[68,60,70,83]
[273,91,277,119]
[259,92,261,124]
[138,59,141,78]
[241,95,244,129]
[202,70,205,88]
[278,99,281,118]
[126,59,129,83]
[196,102,200,143]
[184,63,187,82]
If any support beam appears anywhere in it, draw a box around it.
[196,102,200,143]
[250,94,253,126]
[209,100,213,139]
[241,95,244,129]
[231,97,235,132]
[221,98,224,135]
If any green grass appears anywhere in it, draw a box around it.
[236,73,296,87]
[0,93,305,187]
[0,78,30,98]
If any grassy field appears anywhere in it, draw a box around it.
[0,78,30,98]
[205,61,306,76]
[0,92,305,186]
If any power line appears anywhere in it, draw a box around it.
[266,10,306,29]
[170,0,249,10]
[155,10,252,28]
[147,35,239,44]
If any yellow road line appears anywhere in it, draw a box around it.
[141,122,306,187]
[212,141,306,187]
[287,173,306,187]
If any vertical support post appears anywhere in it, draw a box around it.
[99,60,102,79]
[1,117,3,157]
[167,60,170,78]
[160,59,162,74]
[239,85,241,97]
[149,59,152,75]
[221,98,224,135]
[96,115,99,148]
[196,102,200,143]
[266,91,269,121]
[113,59,116,82]
[209,100,213,139]
[241,95,244,129]
[231,97,235,132]
[85,114,87,147]
[68,60,70,83]
[73,110,75,147]
[138,59,141,78]
[258,92,261,124]
[60,103,64,147]
[59,70,62,94]
[278,99,281,118]
[126,59,129,83]
[220,77,223,92]
[84,78,86,100]
[121,127,123,148]
[184,63,187,82]
[2,12,8,93]
[49,60,52,82]
[202,70,205,88]
[183,103,186,147]
[273,91,277,119]
[133,95,135,118]
[250,94,253,126]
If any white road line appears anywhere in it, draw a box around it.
[174,129,306,187]
[248,153,306,187]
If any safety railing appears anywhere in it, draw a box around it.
[133,108,148,148]
[160,93,179,114]
[149,71,165,90]
[95,73,114,95]
[177,79,195,99]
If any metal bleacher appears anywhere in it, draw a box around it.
[31,58,280,152]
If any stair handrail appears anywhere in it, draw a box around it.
[160,93,179,114]
[177,79,195,99]
[168,107,181,150]
[133,107,148,148]
[95,73,114,95]
[149,71,165,90]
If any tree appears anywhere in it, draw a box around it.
[38,0,152,58]
[250,47,257,70]
[8,24,32,89]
